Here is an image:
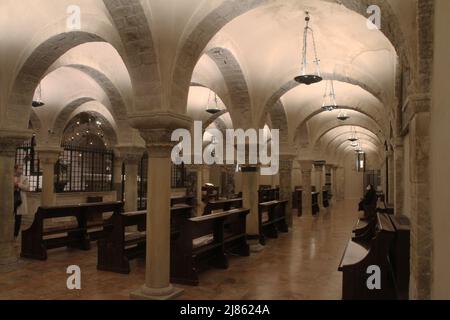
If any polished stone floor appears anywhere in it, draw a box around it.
[0,200,359,300]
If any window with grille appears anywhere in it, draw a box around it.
[56,144,114,193]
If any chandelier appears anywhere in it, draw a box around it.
[337,109,350,121]
[294,12,322,85]
[321,80,338,111]
[348,127,359,143]
[32,83,45,108]
[206,90,222,115]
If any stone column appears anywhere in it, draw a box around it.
[409,108,432,300]
[0,129,31,267]
[115,146,145,213]
[314,161,325,210]
[279,156,294,227]
[241,164,262,252]
[299,160,313,216]
[387,150,394,206]
[36,147,62,207]
[393,138,404,216]
[112,155,124,202]
[129,112,190,300]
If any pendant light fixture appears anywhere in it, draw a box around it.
[348,127,359,143]
[32,83,45,108]
[337,109,350,121]
[321,79,338,111]
[206,90,221,115]
[294,12,322,85]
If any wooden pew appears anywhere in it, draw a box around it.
[258,187,280,203]
[203,198,243,215]
[171,195,195,207]
[388,215,410,300]
[97,210,146,274]
[21,201,124,260]
[258,200,288,245]
[312,192,320,215]
[338,213,396,300]
[170,208,250,286]
[97,204,193,274]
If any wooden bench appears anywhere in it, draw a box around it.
[338,213,396,300]
[258,187,279,203]
[170,208,250,286]
[258,200,288,245]
[171,195,195,207]
[388,215,410,300]
[97,210,146,274]
[21,201,124,260]
[322,190,330,208]
[312,192,320,215]
[203,198,243,215]
[97,204,193,274]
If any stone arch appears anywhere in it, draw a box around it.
[53,99,119,147]
[5,30,120,130]
[103,0,162,113]
[170,0,410,117]
[205,48,252,129]
[65,64,129,121]
[269,101,289,145]
[312,121,385,149]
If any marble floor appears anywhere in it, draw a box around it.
[0,200,359,300]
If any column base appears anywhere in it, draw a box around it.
[0,240,19,270]
[247,238,265,253]
[130,284,184,300]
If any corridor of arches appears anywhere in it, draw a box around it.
[0,0,448,300]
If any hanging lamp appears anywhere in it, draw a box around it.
[32,83,45,108]
[295,12,323,85]
[321,80,338,111]
[348,127,359,142]
[206,90,221,114]
[337,109,350,121]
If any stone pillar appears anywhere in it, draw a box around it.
[314,161,325,210]
[115,146,145,213]
[409,110,432,300]
[387,150,394,206]
[299,160,313,216]
[129,113,190,300]
[241,165,262,252]
[36,147,62,207]
[393,138,404,216]
[112,155,124,202]
[279,156,294,227]
[0,129,31,267]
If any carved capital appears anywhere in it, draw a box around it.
[0,129,33,157]
[115,145,146,164]
[36,146,63,165]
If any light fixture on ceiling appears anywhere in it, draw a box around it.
[206,90,222,114]
[294,12,322,85]
[337,109,350,121]
[348,127,359,142]
[321,79,338,111]
[32,83,45,108]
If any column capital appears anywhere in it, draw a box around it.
[313,160,326,169]
[115,145,146,164]
[35,146,63,164]
[0,129,33,156]
[129,112,192,158]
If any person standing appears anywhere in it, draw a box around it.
[14,164,30,238]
